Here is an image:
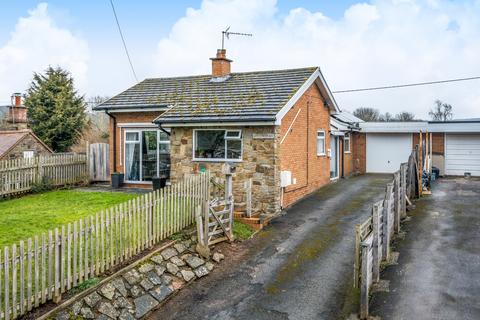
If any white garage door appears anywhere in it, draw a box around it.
[445,134,480,176]
[366,133,413,173]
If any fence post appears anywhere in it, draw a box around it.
[372,202,381,283]
[400,163,407,218]
[382,183,393,262]
[354,225,360,288]
[394,171,401,234]
[223,164,234,240]
[360,242,370,320]
[246,178,252,218]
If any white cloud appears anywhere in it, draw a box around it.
[0,3,89,102]
[154,0,480,119]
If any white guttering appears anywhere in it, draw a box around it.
[359,122,428,133]
[428,122,480,133]
[359,121,480,133]
[161,121,275,127]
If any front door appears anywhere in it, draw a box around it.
[330,135,339,179]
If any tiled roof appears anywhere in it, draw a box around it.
[0,130,29,158]
[95,67,318,123]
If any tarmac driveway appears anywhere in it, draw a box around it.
[148,174,391,320]
[370,178,480,319]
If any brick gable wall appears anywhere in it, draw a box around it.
[279,84,331,208]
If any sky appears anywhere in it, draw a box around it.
[0,0,480,119]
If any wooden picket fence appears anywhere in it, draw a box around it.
[0,172,210,320]
[354,157,416,319]
[0,154,87,197]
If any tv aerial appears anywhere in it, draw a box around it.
[221,26,253,50]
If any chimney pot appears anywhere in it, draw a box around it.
[12,93,22,106]
[210,49,232,78]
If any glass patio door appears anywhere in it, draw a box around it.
[125,129,171,182]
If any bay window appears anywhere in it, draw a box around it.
[194,129,242,161]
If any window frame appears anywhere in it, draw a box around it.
[123,128,171,183]
[316,130,326,156]
[344,132,351,154]
[23,150,34,159]
[193,129,243,162]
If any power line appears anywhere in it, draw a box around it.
[332,76,480,94]
[109,0,139,83]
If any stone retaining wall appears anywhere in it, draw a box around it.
[52,237,224,320]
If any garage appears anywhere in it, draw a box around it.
[366,133,413,173]
[366,133,412,173]
[445,134,480,176]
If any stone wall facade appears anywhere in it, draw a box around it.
[51,238,224,320]
[1,133,52,160]
[170,126,281,216]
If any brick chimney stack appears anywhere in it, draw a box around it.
[210,49,232,78]
[7,93,28,130]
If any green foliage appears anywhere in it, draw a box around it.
[30,176,53,193]
[0,190,137,247]
[25,66,87,152]
[233,222,255,240]
[70,277,100,295]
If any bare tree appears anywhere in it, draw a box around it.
[395,111,415,121]
[429,100,453,121]
[379,112,394,122]
[353,107,381,122]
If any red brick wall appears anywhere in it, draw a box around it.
[352,132,366,174]
[279,84,331,208]
[108,111,164,175]
[412,133,444,155]
[342,137,354,177]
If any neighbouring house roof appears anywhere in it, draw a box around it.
[95,67,339,125]
[0,105,8,118]
[331,111,364,124]
[0,130,53,159]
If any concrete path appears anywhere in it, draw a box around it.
[370,178,480,320]
[148,174,391,320]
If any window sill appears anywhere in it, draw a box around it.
[317,153,326,157]
[193,158,243,163]
[344,151,351,154]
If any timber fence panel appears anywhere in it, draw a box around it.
[0,154,88,197]
[0,172,210,319]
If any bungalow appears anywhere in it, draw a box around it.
[96,49,358,218]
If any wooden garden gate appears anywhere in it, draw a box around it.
[89,143,110,181]
[195,164,235,257]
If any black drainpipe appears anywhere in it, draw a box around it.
[158,122,171,136]
[105,111,117,172]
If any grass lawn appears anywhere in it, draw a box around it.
[0,190,138,248]
[233,221,255,240]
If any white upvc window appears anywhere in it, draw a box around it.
[23,150,34,159]
[317,130,326,156]
[344,133,351,153]
[193,129,243,162]
[124,129,171,183]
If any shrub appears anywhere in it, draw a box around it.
[31,176,53,193]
